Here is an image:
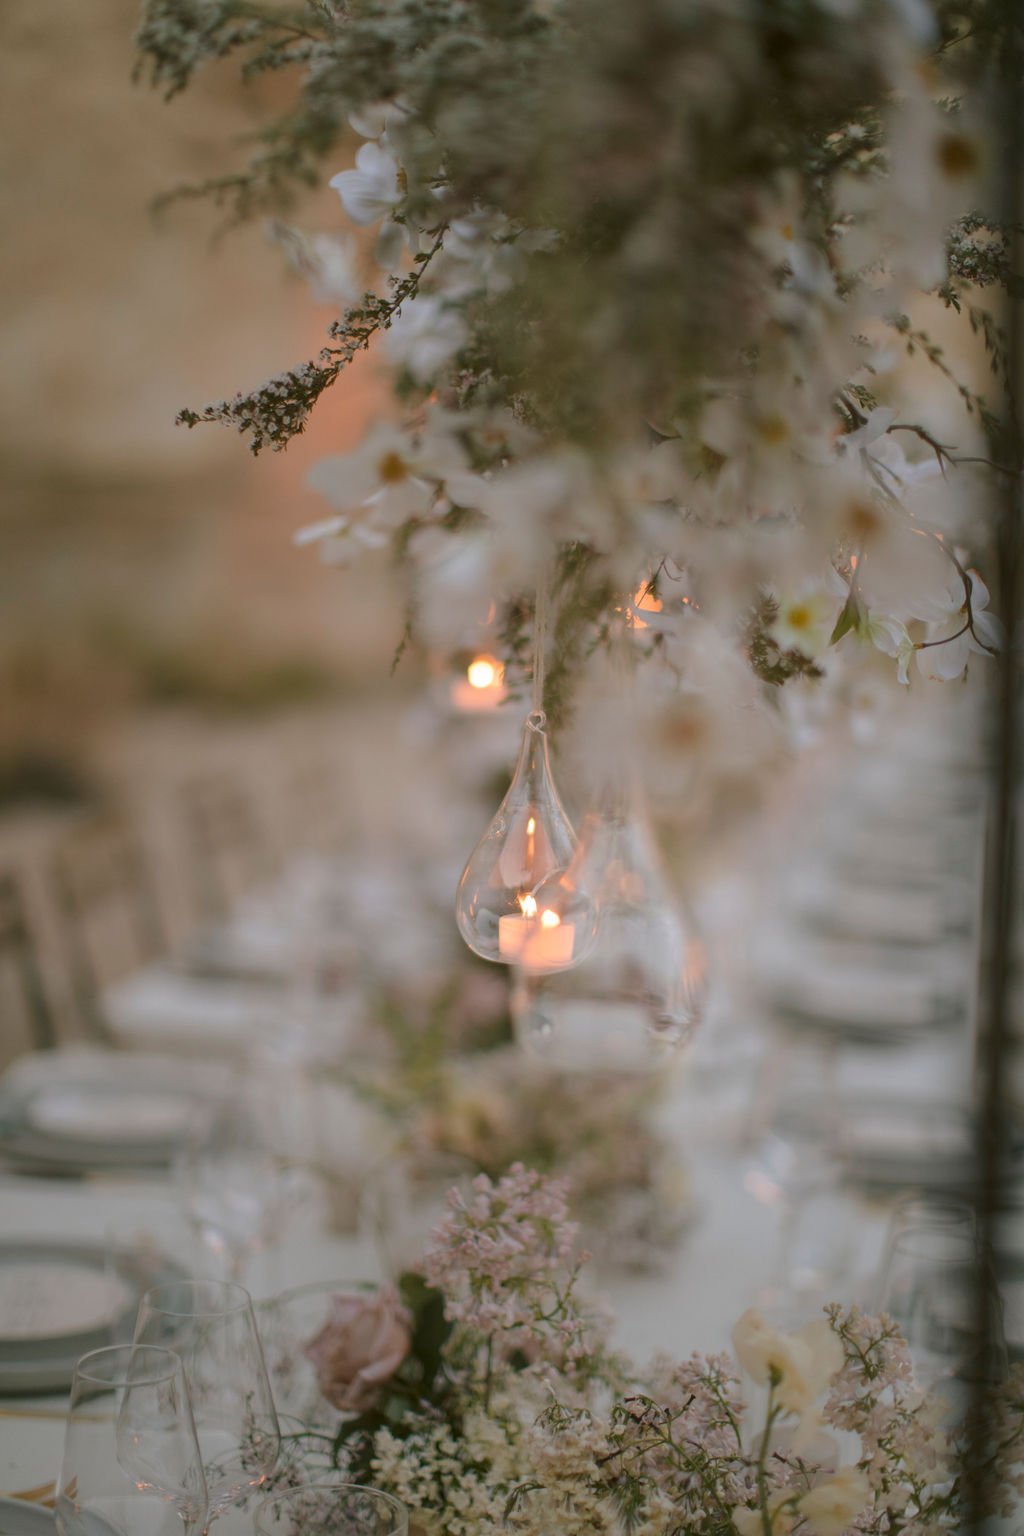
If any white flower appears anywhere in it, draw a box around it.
[267,222,360,306]
[865,612,915,683]
[348,99,413,141]
[298,412,486,562]
[735,1497,794,1536]
[330,141,402,226]
[798,1466,872,1536]
[915,568,1002,681]
[732,1309,844,1418]
[385,295,467,382]
[769,588,840,658]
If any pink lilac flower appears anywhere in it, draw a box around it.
[421,1163,593,1366]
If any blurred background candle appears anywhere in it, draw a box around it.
[451,655,507,712]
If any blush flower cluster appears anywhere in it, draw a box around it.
[259,1171,1024,1535]
[421,1162,597,1369]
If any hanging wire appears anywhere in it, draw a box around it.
[531,578,548,720]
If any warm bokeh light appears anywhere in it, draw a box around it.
[540,908,561,929]
[467,656,502,689]
[631,587,663,630]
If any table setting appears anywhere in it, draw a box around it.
[5,0,1024,1523]
[1,732,1018,1531]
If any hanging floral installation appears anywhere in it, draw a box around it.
[135,0,1012,734]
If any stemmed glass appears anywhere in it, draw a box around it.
[254,1483,408,1536]
[179,1094,287,1286]
[878,1226,1006,1415]
[874,1194,976,1308]
[133,1279,280,1530]
[55,1344,208,1535]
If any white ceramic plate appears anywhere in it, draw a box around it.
[0,1242,188,1396]
[0,1498,55,1534]
[0,1263,132,1345]
[26,1088,192,1144]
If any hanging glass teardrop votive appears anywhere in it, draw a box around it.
[512,790,707,1070]
[455,709,584,967]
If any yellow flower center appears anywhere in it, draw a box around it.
[786,602,813,631]
[377,451,410,484]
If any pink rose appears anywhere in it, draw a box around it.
[304,1285,413,1413]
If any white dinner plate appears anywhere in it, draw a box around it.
[0,1262,131,1345]
[25,1088,192,1144]
[0,1241,188,1396]
[0,1498,55,1534]
[0,1078,192,1175]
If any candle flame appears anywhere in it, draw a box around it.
[631,585,663,630]
[540,908,560,929]
[526,816,536,836]
[519,893,538,917]
[467,655,502,690]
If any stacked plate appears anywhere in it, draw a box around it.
[0,1076,195,1176]
[0,1239,186,1396]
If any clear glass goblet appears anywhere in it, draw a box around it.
[878,1226,1006,1415]
[874,1194,976,1307]
[55,1344,208,1536]
[253,1483,408,1536]
[133,1279,280,1530]
[179,1094,287,1287]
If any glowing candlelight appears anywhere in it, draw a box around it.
[631,586,663,630]
[498,892,576,969]
[450,654,507,712]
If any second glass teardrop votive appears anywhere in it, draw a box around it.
[512,796,708,1069]
[455,710,579,966]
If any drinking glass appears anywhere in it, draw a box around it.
[55,1344,207,1536]
[254,1484,408,1536]
[878,1226,1006,1410]
[134,1279,280,1530]
[259,1280,377,1431]
[874,1194,976,1307]
[179,1092,287,1286]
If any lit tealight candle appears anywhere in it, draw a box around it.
[450,654,508,712]
[499,894,576,970]
[630,586,663,630]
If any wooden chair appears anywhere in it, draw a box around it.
[181,776,272,922]
[50,816,165,1041]
[0,870,56,1055]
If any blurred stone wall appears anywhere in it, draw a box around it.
[0,0,402,792]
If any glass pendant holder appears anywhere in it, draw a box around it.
[512,787,707,1071]
[455,708,593,968]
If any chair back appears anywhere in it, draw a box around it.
[51,816,164,1039]
[181,776,271,921]
[0,869,56,1054]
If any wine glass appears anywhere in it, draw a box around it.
[134,1279,280,1530]
[179,1092,287,1286]
[254,1483,408,1536]
[55,1344,207,1535]
[259,1280,378,1432]
[874,1194,976,1307]
[878,1226,1006,1414]
[743,1050,846,1305]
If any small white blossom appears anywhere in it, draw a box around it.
[384,295,467,381]
[330,141,402,226]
